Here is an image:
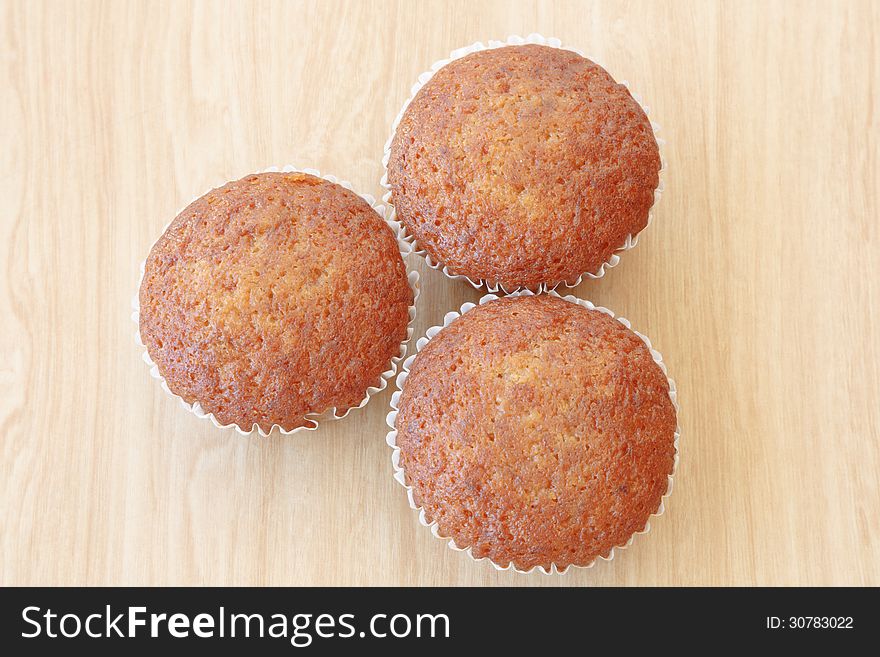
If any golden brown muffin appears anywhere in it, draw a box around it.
[139,172,413,433]
[387,44,661,289]
[394,295,676,571]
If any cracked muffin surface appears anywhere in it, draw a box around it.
[139,172,412,432]
[387,44,661,289]
[394,295,676,571]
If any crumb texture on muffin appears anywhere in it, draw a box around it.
[395,295,676,571]
[388,44,661,289]
[139,172,412,432]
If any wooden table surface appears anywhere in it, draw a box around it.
[2,0,878,587]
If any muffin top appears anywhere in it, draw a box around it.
[394,295,676,571]
[387,44,661,289]
[139,172,413,433]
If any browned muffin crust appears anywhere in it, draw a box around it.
[139,172,412,432]
[388,45,661,289]
[395,295,676,571]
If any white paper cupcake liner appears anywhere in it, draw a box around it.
[132,164,421,437]
[386,289,680,574]
[380,33,666,294]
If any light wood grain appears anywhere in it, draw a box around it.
[1,0,878,586]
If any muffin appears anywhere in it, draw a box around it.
[386,44,661,290]
[392,294,677,572]
[139,171,413,434]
